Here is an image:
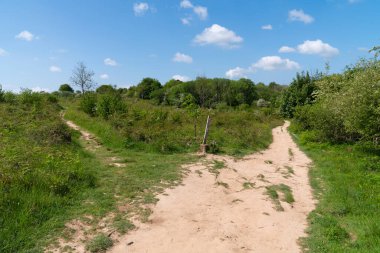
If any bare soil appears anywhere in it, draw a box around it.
[110,121,315,253]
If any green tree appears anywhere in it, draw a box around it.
[280,72,318,118]
[58,84,74,93]
[96,84,116,94]
[136,78,162,99]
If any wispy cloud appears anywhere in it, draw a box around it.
[104,58,118,66]
[31,86,50,92]
[173,52,193,63]
[100,74,109,79]
[172,74,190,82]
[288,9,314,24]
[180,0,208,24]
[133,2,150,16]
[0,48,8,56]
[15,30,36,41]
[194,24,243,49]
[49,65,62,73]
[279,46,296,53]
[261,24,273,30]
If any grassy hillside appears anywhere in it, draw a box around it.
[0,91,99,252]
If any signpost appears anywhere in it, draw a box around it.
[200,115,211,154]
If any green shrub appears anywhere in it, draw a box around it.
[18,89,43,106]
[80,93,97,116]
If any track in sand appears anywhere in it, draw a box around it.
[111,121,315,253]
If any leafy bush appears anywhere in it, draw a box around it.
[80,93,97,116]
[97,92,125,119]
[292,58,380,143]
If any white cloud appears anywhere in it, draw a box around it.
[181,17,191,25]
[261,24,273,30]
[225,67,248,79]
[172,74,190,82]
[193,6,208,20]
[100,74,109,80]
[0,48,7,56]
[194,24,243,48]
[49,65,62,73]
[297,40,339,57]
[252,56,300,71]
[288,9,314,24]
[279,46,296,53]
[104,58,118,66]
[180,0,208,21]
[180,0,193,8]
[173,52,193,63]
[15,30,35,41]
[31,86,50,92]
[133,2,149,16]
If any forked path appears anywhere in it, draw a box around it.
[111,121,315,253]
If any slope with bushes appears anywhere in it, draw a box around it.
[0,90,97,252]
[282,55,380,252]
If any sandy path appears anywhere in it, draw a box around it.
[110,121,315,253]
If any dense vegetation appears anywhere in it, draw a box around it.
[0,90,97,252]
[282,55,380,252]
[72,83,282,155]
[125,77,285,108]
[1,78,283,252]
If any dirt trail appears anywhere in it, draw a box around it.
[111,121,315,253]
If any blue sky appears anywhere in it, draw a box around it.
[0,0,379,92]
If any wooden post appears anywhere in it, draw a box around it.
[200,115,211,154]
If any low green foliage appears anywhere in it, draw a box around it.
[0,91,97,252]
[265,184,295,211]
[292,129,380,252]
[112,214,135,234]
[242,182,255,189]
[85,234,113,253]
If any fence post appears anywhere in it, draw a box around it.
[200,115,211,153]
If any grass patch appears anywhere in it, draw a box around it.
[208,160,226,176]
[112,214,135,234]
[292,128,380,252]
[242,182,255,189]
[279,165,295,178]
[288,148,294,160]
[265,184,295,211]
[85,234,113,253]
